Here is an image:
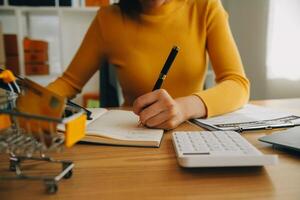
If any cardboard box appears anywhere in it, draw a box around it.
[0,23,5,66]
[85,0,109,7]
[24,37,48,52]
[4,34,18,56]
[23,38,49,75]
[25,63,49,75]
[6,56,20,75]
[24,52,48,63]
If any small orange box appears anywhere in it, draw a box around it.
[4,34,18,56]
[0,23,5,65]
[85,0,109,7]
[24,52,48,63]
[25,64,49,75]
[23,37,48,52]
[6,56,20,75]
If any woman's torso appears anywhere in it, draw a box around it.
[98,0,210,105]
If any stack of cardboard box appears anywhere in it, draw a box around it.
[24,37,49,75]
[0,23,6,96]
[0,23,5,68]
[3,34,20,75]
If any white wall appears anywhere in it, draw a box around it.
[223,0,300,100]
[223,0,270,100]
[265,0,300,99]
[59,11,99,104]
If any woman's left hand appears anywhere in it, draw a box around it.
[133,89,207,130]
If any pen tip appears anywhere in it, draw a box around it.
[173,46,180,51]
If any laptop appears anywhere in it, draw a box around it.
[259,126,300,152]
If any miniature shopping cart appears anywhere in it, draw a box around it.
[0,68,87,194]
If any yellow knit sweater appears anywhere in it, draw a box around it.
[47,0,250,117]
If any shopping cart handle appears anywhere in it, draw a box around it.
[0,68,22,94]
[66,100,93,120]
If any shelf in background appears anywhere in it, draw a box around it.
[60,7,99,12]
[0,6,15,11]
[0,6,99,13]
[0,3,101,100]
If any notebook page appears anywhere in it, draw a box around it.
[86,110,163,142]
[58,108,107,132]
[86,108,107,125]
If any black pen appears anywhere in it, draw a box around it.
[138,46,179,127]
[152,46,180,91]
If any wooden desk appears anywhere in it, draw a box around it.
[1,99,300,200]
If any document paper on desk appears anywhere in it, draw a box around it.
[192,104,300,131]
[82,109,164,147]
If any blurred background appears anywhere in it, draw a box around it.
[0,0,299,106]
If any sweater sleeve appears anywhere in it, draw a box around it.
[47,11,106,99]
[194,0,250,117]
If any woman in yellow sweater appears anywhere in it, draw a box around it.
[48,0,250,130]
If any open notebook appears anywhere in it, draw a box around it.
[81,108,164,147]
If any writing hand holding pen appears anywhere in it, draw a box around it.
[132,46,181,129]
[133,46,207,130]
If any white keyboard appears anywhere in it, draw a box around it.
[172,131,278,167]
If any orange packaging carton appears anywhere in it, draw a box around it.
[25,63,49,75]
[85,0,109,7]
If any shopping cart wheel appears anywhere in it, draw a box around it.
[9,158,19,171]
[63,169,73,179]
[45,180,58,194]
